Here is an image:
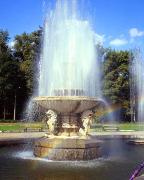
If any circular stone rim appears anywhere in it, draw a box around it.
[33,96,103,102]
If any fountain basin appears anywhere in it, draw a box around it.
[33,96,102,113]
[129,139,144,145]
[33,96,103,136]
[33,96,103,160]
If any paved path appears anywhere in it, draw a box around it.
[90,131,144,138]
[0,132,46,141]
[0,131,144,141]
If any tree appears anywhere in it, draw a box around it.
[0,30,24,119]
[0,30,9,53]
[103,50,130,121]
[0,30,11,119]
[13,28,42,95]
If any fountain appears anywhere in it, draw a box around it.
[0,2,144,178]
[129,49,144,148]
[33,0,103,160]
[130,49,144,123]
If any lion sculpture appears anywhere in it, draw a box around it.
[79,110,93,136]
[46,110,57,136]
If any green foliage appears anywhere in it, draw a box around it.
[103,50,130,121]
[0,30,9,53]
[0,30,26,119]
[14,28,42,94]
[0,28,42,120]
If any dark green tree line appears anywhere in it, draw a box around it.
[0,30,23,119]
[0,28,42,120]
[0,28,132,121]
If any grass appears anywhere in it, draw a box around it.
[119,123,144,131]
[0,122,44,132]
[0,123,21,131]
[90,123,144,132]
[0,122,144,132]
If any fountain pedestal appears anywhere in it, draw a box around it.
[33,96,102,160]
[58,113,80,136]
[34,137,101,160]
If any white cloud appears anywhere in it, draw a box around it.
[8,41,15,48]
[129,28,144,37]
[109,38,128,46]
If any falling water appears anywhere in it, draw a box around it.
[130,49,144,122]
[38,0,102,97]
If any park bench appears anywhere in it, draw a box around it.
[102,125,119,131]
[24,127,43,132]
[90,124,103,130]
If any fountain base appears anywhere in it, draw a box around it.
[33,96,103,160]
[34,136,102,160]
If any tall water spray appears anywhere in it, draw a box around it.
[39,0,101,97]
[130,50,144,122]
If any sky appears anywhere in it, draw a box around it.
[0,0,144,50]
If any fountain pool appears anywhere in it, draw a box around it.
[0,137,144,180]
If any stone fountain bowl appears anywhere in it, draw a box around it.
[33,96,102,113]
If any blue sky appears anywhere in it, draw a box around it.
[0,0,144,50]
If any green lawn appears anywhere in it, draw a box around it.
[90,123,144,132]
[0,122,44,131]
[0,122,144,132]
[119,123,144,131]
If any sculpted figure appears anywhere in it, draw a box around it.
[46,110,57,135]
[79,110,93,136]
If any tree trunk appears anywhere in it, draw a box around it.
[13,93,16,121]
[3,102,6,120]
